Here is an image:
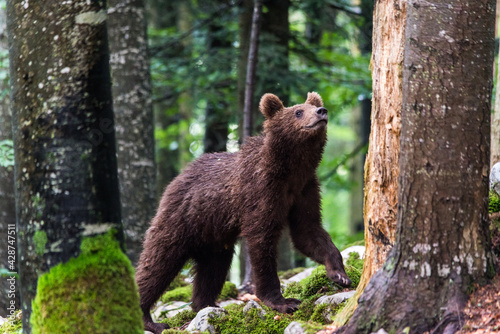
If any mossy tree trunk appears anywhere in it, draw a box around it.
[339,1,496,333]
[7,0,141,332]
[0,3,19,317]
[108,0,156,266]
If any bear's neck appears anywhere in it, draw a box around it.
[262,131,326,179]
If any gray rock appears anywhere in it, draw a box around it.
[341,245,365,264]
[0,316,6,327]
[219,299,243,308]
[491,162,500,194]
[315,290,356,306]
[283,267,315,285]
[243,300,266,318]
[152,301,192,321]
[144,331,154,334]
[284,321,306,334]
[186,306,227,333]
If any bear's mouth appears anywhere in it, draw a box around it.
[304,119,327,129]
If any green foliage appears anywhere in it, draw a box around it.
[0,139,14,168]
[219,281,238,300]
[167,273,190,291]
[161,285,193,303]
[209,303,293,334]
[489,190,500,213]
[33,230,48,256]
[30,230,143,334]
[0,310,22,334]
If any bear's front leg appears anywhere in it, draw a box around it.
[245,234,301,313]
[289,178,351,288]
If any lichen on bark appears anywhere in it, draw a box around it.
[30,230,143,334]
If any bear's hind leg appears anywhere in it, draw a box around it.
[191,247,234,312]
[136,244,189,334]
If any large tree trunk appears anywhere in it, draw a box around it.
[0,5,19,317]
[335,0,406,325]
[7,0,142,332]
[340,1,496,333]
[108,0,156,266]
[492,0,500,167]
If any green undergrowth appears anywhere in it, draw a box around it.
[0,310,22,333]
[161,254,363,333]
[30,230,143,334]
[489,190,500,213]
[161,281,238,304]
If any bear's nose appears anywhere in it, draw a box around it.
[316,107,327,116]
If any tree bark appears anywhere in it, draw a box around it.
[7,0,141,332]
[335,0,406,325]
[0,4,19,317]
[492,0,500,167]
[339,1,496,333]
[108,0,156,266]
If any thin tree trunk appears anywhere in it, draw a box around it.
[0,5,19,317]
[243,0,262,140]
[237,0,253,143]
[340,1,496,332]
[108,0,156,266]
[240,0,263,292]
[335,0,406,325]
[7,1,141,332]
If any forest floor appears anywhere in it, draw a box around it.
[459,262,500,333]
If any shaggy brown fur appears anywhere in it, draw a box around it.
[136,92,351,333]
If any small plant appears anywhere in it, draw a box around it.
[0,309,22,334]
[489,190,500,213]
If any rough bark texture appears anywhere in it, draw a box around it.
[335,0,406,325]
[7,0,130,330]
[339,1,496,333]
[492,0,500,167]
[0,5,19,317]
[108,0,156,266]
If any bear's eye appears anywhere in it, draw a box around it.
[295,109,304,118]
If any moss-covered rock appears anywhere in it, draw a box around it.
[160,309,197,329]
[209,303,292,334]
[30,230,143,334]
[344,252,363,289]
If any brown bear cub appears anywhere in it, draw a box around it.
[136,92,351,333]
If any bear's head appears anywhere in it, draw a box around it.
[259,92,328,143]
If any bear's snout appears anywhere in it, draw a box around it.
[316,107,327,117]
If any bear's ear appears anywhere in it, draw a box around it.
[305,92,323,108]
[260,93,284,119]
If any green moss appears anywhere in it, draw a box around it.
[209,303,292,334]
[0,309,22,333]
[489,190,500,213]
[33,230,48,256]
[344,252,364,288]
[30,230,143,334]
[298,266,340,299]
[160,309,197,329]
[219,281,238,300]
[161,285,193,303]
